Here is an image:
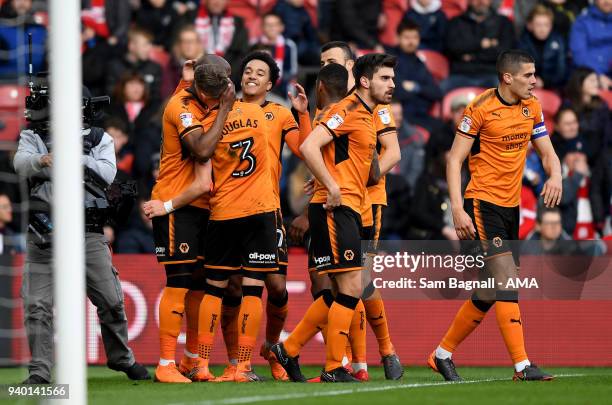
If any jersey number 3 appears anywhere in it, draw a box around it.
[231,137,256,177]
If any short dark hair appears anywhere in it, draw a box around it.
[194,64,230,98]
[537,206,561,223]
[240,51,280,87]
[104,117,128,134]
[496,49,535,81]
[320,41,354,61]
[263,12,283,23]
[317,63,348,100]
[352,53,397,89]
[397,19,420,35]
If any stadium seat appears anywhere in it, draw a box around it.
[0,84,27,111]
[599,90,612,110]
[0,114,24,142]
[532,88,561,118]
[416,50,449,83]
[441,87,485,120]
[441,0,467,19]
[149,46,170,68]
[380,0,410,46]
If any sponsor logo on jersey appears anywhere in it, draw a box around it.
[377,108,391,125]
[313,255,331,266]
[326,114,344,130]
[459,116,472,132]
[179,112,193,128]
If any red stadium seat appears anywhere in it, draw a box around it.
[532,88,561,118]
[416,50,449,83]
[0,114,25,142]
[0,84,27,111]
[380,0,410,46]
[599,90,612,110]
[149,46,170,68]
[441,87,485,120]
[441,0,467,19]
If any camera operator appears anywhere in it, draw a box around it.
[13,79,149,384]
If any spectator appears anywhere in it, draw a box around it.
[518,4,567,89]
[106,27,163,101]
[330,0,385,52]
[108,71,161,140]
[564,67,612,159]
[441,0,514,93]
[559,150,595,239]
[105,117,134,176]
[550,107,594,164]
[256,12,298,99]
[194,0,250,84]
[81,0,131,47]
[523,142,546,194]
[82,18,114,97]
[541,0,589,41]
[273,0,319,65]
[403,0,447,52]
[522,206,573,255]
[134,0,182,49]
[570,0,612,88]
[0,193,23,255]
[161,25,203,98]
[390,100,426,192]
[0,0,47,79]
[391,20,443,131]
[226,0,278,41]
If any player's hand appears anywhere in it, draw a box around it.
[288,83,309,113]
[182,59,197,82]
[452,209,476,240]
[323,185,341,211]
[39,154,52,168]
[541,174,562,207]
[143,200,166,219]
[303,177,315,196]
[219,80,236,111]
[289,213,309,244]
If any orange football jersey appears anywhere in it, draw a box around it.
[457,88,548,207]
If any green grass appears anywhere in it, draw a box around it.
[1,366,611,404]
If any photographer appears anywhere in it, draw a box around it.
[13,80,149,384]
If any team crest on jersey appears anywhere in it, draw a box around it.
[326,114,344,130]
[344,250,355,261]
[459,116,472,132]
[492,237,503,248]
[522,107,530,118]
[265,111,274,121]
[179,112,193,127]
[377,108,391,125]
[179,243,190,254]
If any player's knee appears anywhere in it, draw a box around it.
[336,271,362,297]
[165,263,197,289]
[225,275,243,298]
[204,282,226,298]
[471,291,494,311]
[241,285,264,298]
[265,275,286,300]
[361,280,376,300]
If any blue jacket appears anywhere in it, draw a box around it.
[273,0,319,64]
[570,5,612,75]
[518,30,567,87]
[0,23,46,79]
[391,50,442,119]
[403,9,447,52]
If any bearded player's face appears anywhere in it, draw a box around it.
[368,66,395,105]
[510,62,537,100]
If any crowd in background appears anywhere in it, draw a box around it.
[0,0,610,256]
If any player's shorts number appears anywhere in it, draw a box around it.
[231,137,256,177]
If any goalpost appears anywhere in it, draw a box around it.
[50,0,86,403]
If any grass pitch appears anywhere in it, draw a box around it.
[1,366,611,404]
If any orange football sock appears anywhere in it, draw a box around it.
[349,300,366,363]
[221,296,241,363]
[185,290,204,355]
[265,292,289,345]
[159,287,188,362]
[197,293,223,360]
[284,295,331,357]
[326,295,359,372]
[237,293,263,363]
[496,301,529,364]
[440,299,487,353]
[363,298,395,356]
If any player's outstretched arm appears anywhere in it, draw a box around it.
[532,135,562,208]
[377,130,401,176]
[182,82,236,160]
[447,134,476,240]
[143,160,212,218]
[299,125,339,210]
[289,83,313,146]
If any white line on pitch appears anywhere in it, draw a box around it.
[168,373,587,405]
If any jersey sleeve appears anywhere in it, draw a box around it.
[374,105,396,137]
[281,108,302,157]
[530,100,549,141]
[165,98,203,139]
[456,103,484,139]
[320,103,350,138]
